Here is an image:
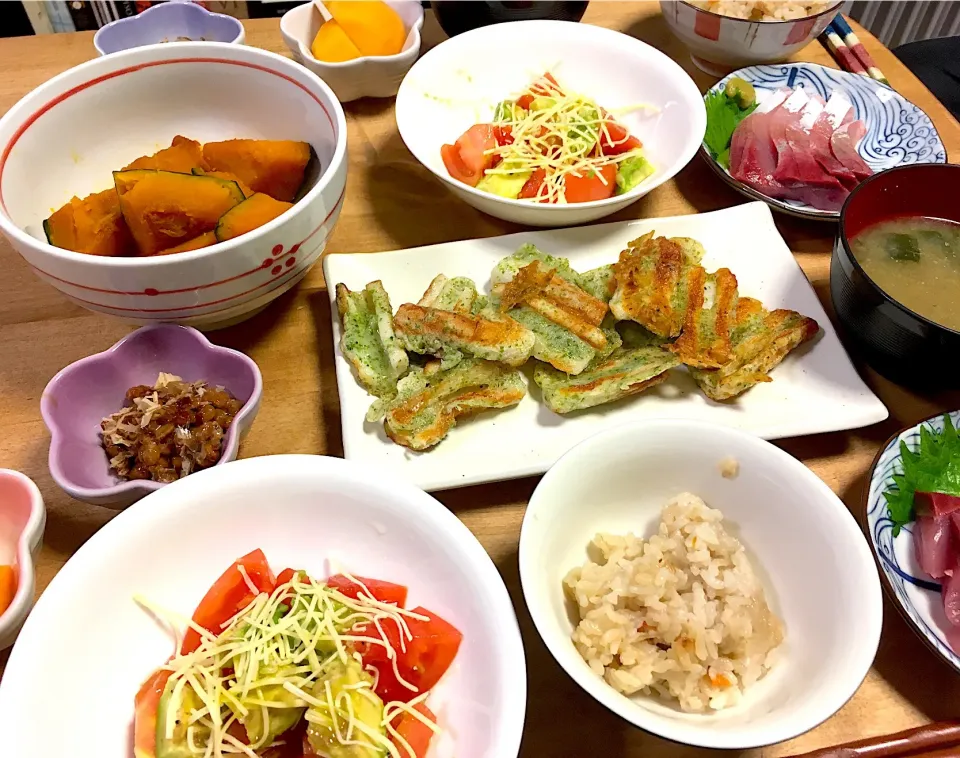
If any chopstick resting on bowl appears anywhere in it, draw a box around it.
[821,14,890,86]
[786,720,960,758]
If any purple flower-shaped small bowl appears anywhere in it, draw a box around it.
[94,1,245,56]
[40,325,262,509]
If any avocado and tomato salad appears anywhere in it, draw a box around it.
[440,72,655,204]
[133,549,462,758]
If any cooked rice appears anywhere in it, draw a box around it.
[689,0,832,21]
[564,492,784,711]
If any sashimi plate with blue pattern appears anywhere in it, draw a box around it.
[701,62,947,221]
[865,410,960,674]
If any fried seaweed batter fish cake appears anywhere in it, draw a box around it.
[534,346,680,414]
[335,281,409,398]
[383,359,526,450]
[690,297,820,401]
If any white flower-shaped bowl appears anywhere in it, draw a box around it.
[94,0,245,56]
[520,419,883,748]
[280,1,424,102]
[0,470,45,650]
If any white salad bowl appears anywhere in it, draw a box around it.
[0,455,526,758]
[0,42,347,330]
[395,20,705,228]
[519,419,882,749]
[0,470,45,651]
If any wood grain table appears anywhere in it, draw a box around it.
[1,4,959,756]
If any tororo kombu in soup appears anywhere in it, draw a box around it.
[850,216,960,332]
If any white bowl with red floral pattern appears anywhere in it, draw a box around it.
[661,1,841,76]
[0,42,347,330]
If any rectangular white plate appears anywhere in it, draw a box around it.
[323,202,887,491]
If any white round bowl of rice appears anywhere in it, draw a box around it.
[519,418,882,749]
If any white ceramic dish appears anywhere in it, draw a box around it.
[519,419,883,748]
[394,20,705,227]
[280,1,424,102]
[0,470,45,650]
[661,0,840,76]
[0,42,347,330]
[0,454,526,758]
[324,202,887,492]
[865,410,960,674]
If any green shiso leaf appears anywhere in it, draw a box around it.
[703,89,757,170]
[884,414,960,535]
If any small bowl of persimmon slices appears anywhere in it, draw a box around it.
[0,41,347,330]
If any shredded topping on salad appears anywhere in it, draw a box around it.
[138,571,439,757]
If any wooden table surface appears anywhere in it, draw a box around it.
[2,3,959,756]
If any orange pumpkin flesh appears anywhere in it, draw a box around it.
[44,188,135,256]
[124,135,210,174]
[157,230,218,255]
[193,169,255,198]
[202,139,311,203]
[114,170,245,255]
[214,192,294,242]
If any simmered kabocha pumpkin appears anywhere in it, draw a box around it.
[44,135,313,256]
[43,187,135,256]
[202,139,311,203]
[215,193,293,242]
[123,135,210,174]
[114,170,245,255]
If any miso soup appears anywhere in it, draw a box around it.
[850,217,960,331]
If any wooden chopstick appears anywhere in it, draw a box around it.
[821,17,867,76]
[824,14,891,86]
[787,721,960,758]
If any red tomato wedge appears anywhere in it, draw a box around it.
[277,568,310,587]
[441,124,498,188]
[517,72,563,109]
[353,606,463,703]
[561,164,618,203]
[390,703,436,758]
[598,120,642,155]
[180,549,276,655]
[518,168,547,201]
[493,124,513,147]
[133,668,172,758]
[326,574,408,606]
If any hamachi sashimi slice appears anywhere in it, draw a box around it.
[916,514,956,580]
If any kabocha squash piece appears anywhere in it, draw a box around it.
[215,192,293,242]
[114,170,245,255]
[157,231,217,255]
[123,135,209,174]
[202,139,311,203]
[192,168,254,198]
[44,188,135,256]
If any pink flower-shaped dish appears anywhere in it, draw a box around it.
[40,325,262,510]
[0,470,45,650]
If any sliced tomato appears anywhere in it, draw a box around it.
[518,168,546,200]
[561,164,618,203]
[276,568,309,587]
[352,607,463,702]
[441,124,497,187]
[598,120,642,155]
[493,124,513,147]
[133,668,172,758]
[390,703,436,758]
[440,143,480,186]
[517,72,563,109]
[180,549,276,655]
[326,574,408,607]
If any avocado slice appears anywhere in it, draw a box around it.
[615,154,655,195]
[154,678,200,758]
[306,658,387,758]
[476,164,531,200]
[234,670,305,745]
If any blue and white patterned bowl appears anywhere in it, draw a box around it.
[865,410,960,673]
[701,62,947,221]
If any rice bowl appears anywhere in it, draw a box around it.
[566,493,783,712]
